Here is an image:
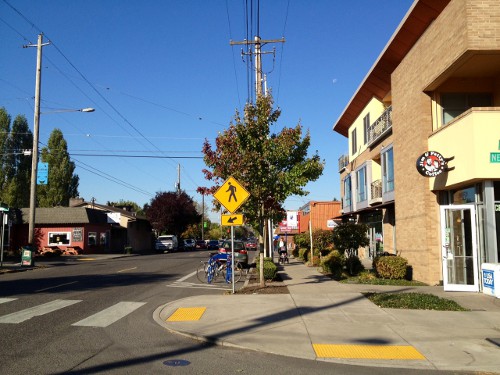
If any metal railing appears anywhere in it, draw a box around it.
[367,105,392,146]
[338,154,349,172]
[371,179,382,201]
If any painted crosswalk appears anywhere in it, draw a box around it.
[0,299,82,324]
[0,298,146,327]
[72,301,146,327]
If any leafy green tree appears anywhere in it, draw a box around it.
[38,128,79,207]
[312,229,336,256]
[145,191,201,238]
[0,108,12,201]
[332,222,370,257]
[3,115,33,208]
[199,94,324,244]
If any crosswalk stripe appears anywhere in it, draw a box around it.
[0,299,82,324]
[0,298,17,304]
[72,301,146,327]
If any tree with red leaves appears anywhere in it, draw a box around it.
[145,191,201,238]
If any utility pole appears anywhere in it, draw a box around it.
[231,34,284,286]
[176,164,181,194]
[230,36,285,99]
[25,34,50,245]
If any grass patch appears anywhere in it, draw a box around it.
[365,292,468,311]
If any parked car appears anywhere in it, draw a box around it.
[219,240,248,266]
[207,240,220,250]
[183,239,195,250]
[245,240,257,251]
[195,240,207,250]
[155,235,178,252]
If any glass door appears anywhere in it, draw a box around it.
[440,205,479,291]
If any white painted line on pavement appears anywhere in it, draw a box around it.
[36,281,78,292]
[117,267,137,273]
[0,299,82,324]
[72,301,146,327]
[177,270,197,283]
[0,298,17,304]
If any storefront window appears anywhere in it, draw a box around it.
[88,232,97,246]
[48,232,70,246]
[451,186,475,204]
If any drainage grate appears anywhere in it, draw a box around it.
[163,360,190,367]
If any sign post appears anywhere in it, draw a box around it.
[213,177,250,294]
[0,203,9,267]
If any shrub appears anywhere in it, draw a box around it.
[345,255,365,276]
[298,247,309,262]
[320,250,344,279]
[256,258,278,280]
[309,255,320,267]
[375,255,408,279]
[291,245,300,258]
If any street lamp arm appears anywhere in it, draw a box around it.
[41,107,95,114]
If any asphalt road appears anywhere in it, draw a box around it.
[0,251,459,374]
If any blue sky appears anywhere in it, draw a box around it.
[1,0,413,222]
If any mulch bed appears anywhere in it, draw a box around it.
[235,271,290,294]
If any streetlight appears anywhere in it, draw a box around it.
[26,33,95,246]
[42,108,95,114]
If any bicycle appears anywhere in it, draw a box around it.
[196,253,243,284]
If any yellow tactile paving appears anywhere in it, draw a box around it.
[313,344,426,360]
[166,307,207,322]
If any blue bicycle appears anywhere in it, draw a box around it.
[196,253,243,284]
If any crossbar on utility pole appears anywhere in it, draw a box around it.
[24,34,50,245]
[230,36,285,97]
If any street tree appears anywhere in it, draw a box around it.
[0,108,34,207]
[38,128,79,207]
[332,222,370,257]
[107,200,144,216]
[199,94,324,246]
[145,191,201,238]
[4,114,33,207]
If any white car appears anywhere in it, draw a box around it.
[155,235,178,252]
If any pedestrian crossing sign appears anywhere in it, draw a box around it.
[213,176,250,214]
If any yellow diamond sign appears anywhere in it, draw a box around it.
[213,176,250,214]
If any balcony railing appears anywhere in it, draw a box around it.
[338,154,349,172]
[367,105,392,146]
[370,179,382,205]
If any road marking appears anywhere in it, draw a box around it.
[36,281,78,292]
[72,301,146,327]
[167,281,230,291]
[313,344,426,360]
[117,267,137,273]
[0,298,17,304]
[177,270,196,283]
[0,299,82,324]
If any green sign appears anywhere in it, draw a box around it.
[490,152,500,163]
[0,203,8,212]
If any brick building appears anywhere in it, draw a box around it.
[333,0,500,291]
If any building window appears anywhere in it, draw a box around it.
[363,113,370,145]
[88,232,97,246]
[382,146,394,193]
[441,93,492,125]
[48,232,71,246]
[356,166,367,203]
[344,175,352,209]
[351,129,357,155]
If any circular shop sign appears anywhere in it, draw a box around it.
[416,151,446,177]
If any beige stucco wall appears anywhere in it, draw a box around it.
[391,0,500,284]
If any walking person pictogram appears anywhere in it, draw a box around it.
[226,182,237,202]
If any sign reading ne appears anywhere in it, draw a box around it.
[490,152,500,163]
[213,176,250,214]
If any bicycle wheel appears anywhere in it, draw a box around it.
[196,262,209,283]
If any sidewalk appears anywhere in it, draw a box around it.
[155,259,500,373]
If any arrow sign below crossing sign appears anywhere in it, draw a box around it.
[221,214,244,226]
[213,176,250,214]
